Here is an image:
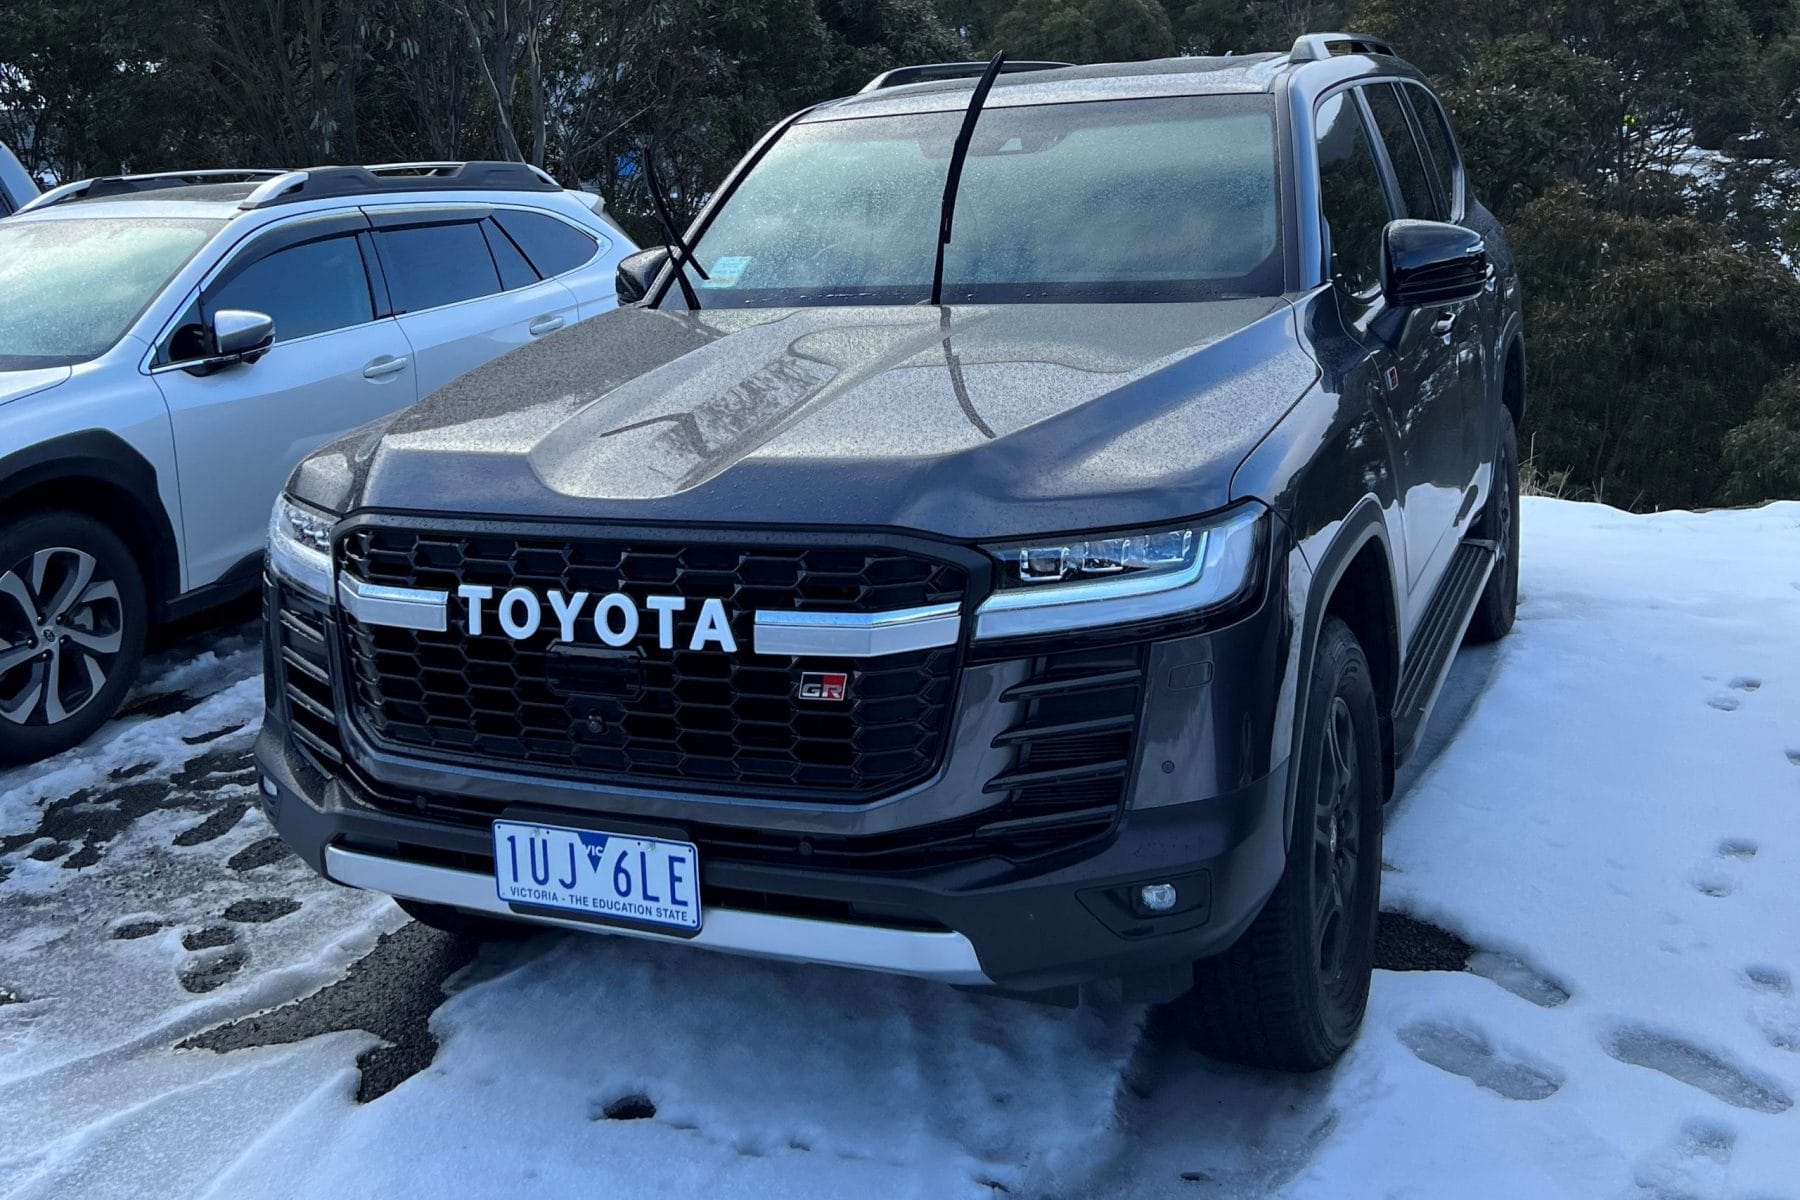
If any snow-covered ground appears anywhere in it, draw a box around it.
[0,498,1796,1199]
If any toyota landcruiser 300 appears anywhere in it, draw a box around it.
[258,34,1525,1071]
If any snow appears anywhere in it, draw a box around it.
[1,497,1797,1199]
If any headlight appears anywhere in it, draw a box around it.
[974,503,1266,641]
[268,494,335,597]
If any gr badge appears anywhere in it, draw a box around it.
[796,672,848,703]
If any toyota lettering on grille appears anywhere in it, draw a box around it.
[456,585,738,652]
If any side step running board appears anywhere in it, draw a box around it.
[1394,537,1496,759]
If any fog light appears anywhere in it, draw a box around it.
[259,776,277,797]
[1137,883,1178,913]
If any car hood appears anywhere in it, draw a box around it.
[0,366,72,408]
[295,300,1318,540]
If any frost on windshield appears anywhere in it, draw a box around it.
[0,218,217,367]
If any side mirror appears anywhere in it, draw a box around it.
[616,247,671,305]
[182,309,275,376]
[1382,220,1490,307]
[214,308,275,360]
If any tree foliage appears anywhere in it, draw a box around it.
[4,0,1800,507]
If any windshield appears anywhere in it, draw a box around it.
[685,94,1282,306]
[0,217,221,369]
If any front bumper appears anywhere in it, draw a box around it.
[256,723,1288,994]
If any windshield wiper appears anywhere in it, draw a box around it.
[640,144,709,309]
[929,51,1007,307]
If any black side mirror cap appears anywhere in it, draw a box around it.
[616,246,672,305]
[1382,220,1490,307]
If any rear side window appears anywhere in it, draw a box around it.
[1406,86,1461,219]
[1314,92,1392,301]
[1362,84,1438,221]
[377,222,503,311]
[210,235,373,342]
[493,211,599,278]
[482,220,539,289]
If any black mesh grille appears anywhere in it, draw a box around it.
[336,527,969,800]
[273,584,343,766]
[352,645,1144,870]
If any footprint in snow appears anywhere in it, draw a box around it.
[178,925,246,994]
[1743,965,1791,996]
[107,913,167,940]
[1692,838,1759,897]
[1690,867,1736,898]
[1630,1118,1737,1200]
[1705,694,1740,712]
[1673,1117,1736,1164]
[223,897,301,924]
[1601,1025,1792,1113]
[1742,966,1800,1053]
[590,1092,656,1121]
[1727,676,1761,692]
[1467,950,1571,1008]
[1396,1020,1562,1100]
[1785,748,1800,767]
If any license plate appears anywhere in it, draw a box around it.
[491,820,701,933]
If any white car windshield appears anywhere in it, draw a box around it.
[0,216,221,369]
[685,94,1283,306]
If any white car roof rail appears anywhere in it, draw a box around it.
[17,168,287,214]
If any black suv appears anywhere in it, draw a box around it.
[258,34,1524,1071]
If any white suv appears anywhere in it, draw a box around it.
[0,161,636,761]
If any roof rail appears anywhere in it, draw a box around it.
[1288,32,1396,62]
[238,160,560,210]
[364,160,560,187]
[17,168,285,214]
[859,60,1073,93]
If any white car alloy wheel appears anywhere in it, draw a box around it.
[0,545,127,726]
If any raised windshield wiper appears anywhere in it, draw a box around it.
[640,143,709,309]
[929,51,1008,307]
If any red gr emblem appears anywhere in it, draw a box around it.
[796,672,848,703]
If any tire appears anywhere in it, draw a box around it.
[1465,415,1519,644]
[0,512,148,764]
[394,897,533,940]
[1174,616,1384,1071]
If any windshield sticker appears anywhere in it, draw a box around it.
[701,255,752,288]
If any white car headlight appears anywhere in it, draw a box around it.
[975,503,1267,640]
[268,494,335,597]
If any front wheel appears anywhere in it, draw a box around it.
[1173,616,1384,1071]
[0,512,148,764]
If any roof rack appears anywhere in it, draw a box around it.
[17,169,285,214]
[238,160,560,210]
[1288,32,1396,62]
[859,60,1073,93]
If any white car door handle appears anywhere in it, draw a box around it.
[529,315,566,337]
[362,356,409,380]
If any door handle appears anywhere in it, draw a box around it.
[529,315,566,337]
[1430,312,1457,339]
[362,355,409,380]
